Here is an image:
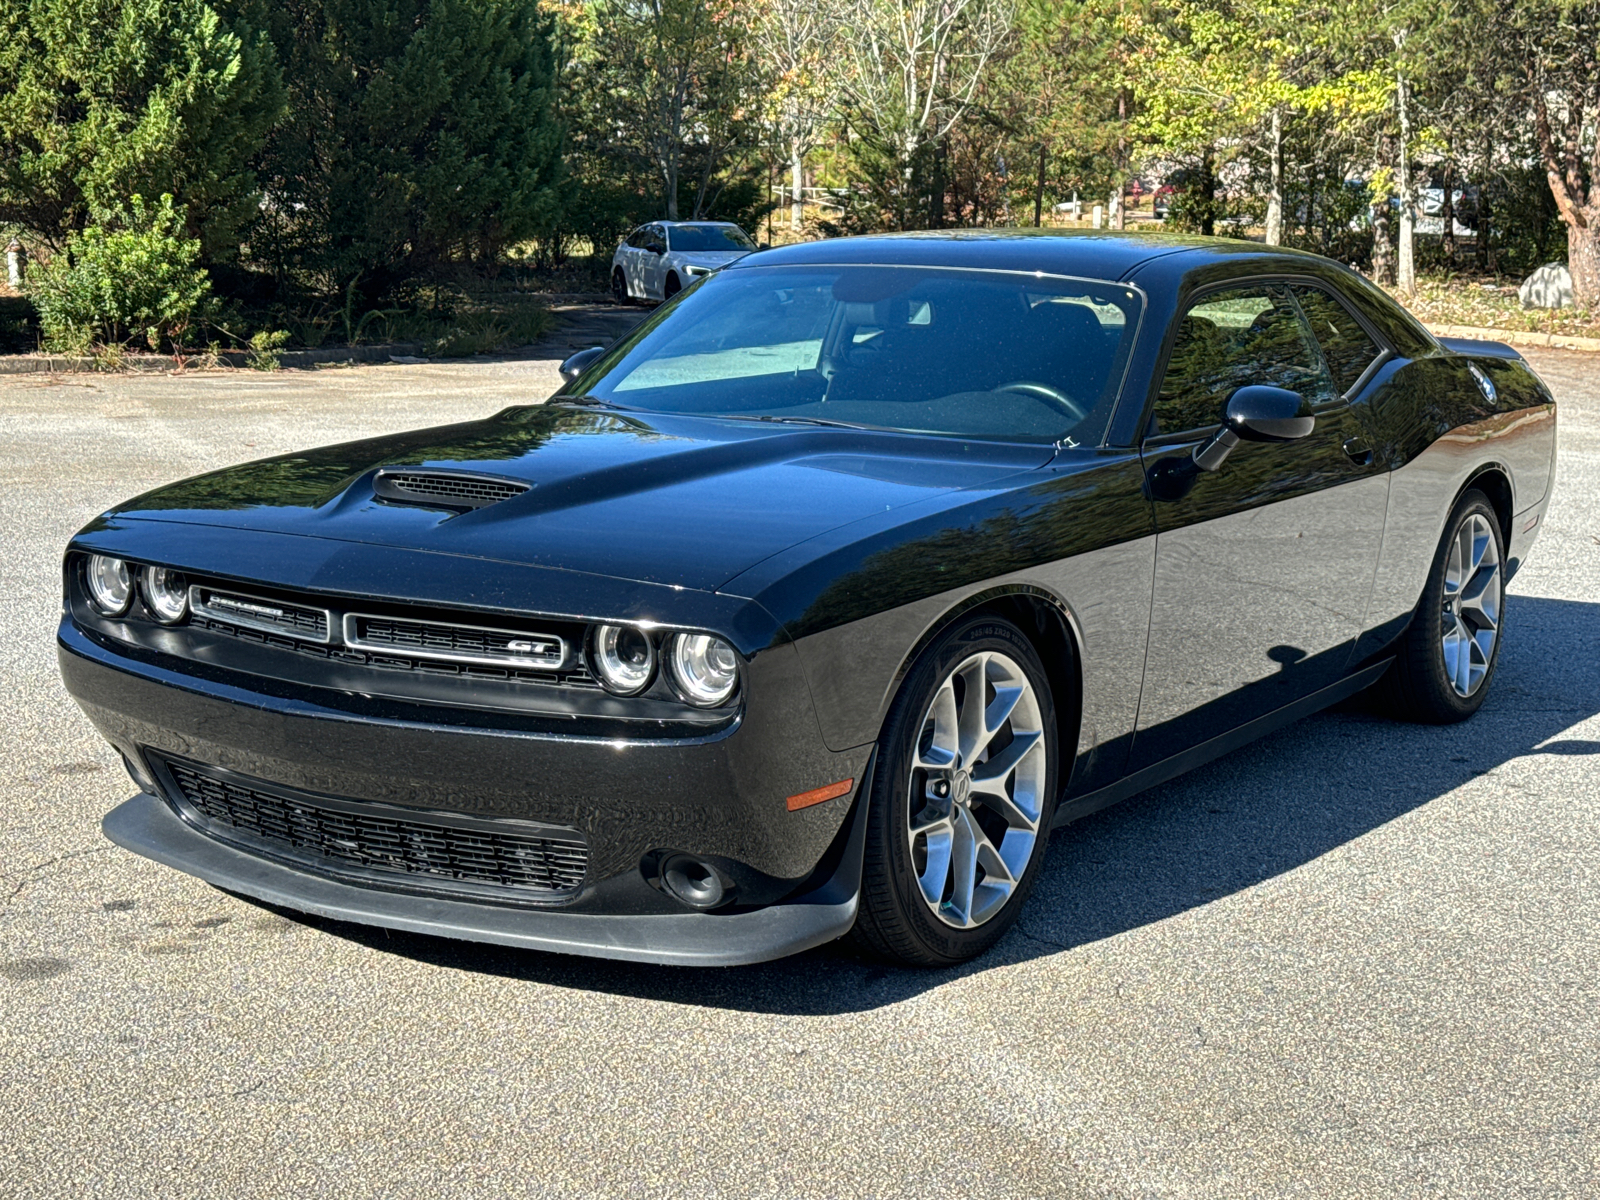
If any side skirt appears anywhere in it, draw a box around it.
[1051,658,1394,832]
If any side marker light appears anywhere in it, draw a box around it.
[786,778,855,812]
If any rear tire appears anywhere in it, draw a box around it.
[1372,488,1506,723]
[851,615,1059,967]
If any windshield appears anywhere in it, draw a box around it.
[574,265,1143,443]
[668,224,757,252]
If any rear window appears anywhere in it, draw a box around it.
[575,265,1144,444]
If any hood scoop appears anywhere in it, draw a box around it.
[372,469,531,512]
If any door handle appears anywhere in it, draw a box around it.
[1342,436,1374,467]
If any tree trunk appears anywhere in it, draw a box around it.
[1199,148,1216,237]
[1265,107,1284,246]
[1371,137,1395,285]
[901,134,918,231]
[1396,71,1415,295]
[1442,165,1456,263]
[1476,160,1493,273]
[790,142,805,231]
[1034,143,1046,227]
[1305,162,1317,247]
[1570,221,1600,308]
[1113,89,1128,231]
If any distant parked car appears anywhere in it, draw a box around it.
[611,221,761,304]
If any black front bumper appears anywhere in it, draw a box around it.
[60,619,873,965]
[103,789,865,967]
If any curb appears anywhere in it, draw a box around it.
[9,312,1592,375]
[1426,323,1600,353]
[0,342,429,375]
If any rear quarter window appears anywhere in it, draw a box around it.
[1291,284,1383,393]
[1329,271,1436,359]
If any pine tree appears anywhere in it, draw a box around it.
[0,0,284,256]
[246,0,566,298]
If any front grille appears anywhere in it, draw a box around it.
[345,614,565,670]
[195,615,601,689]
[374,470,529,509]
[159,757,588,900]
[192,586,331,641]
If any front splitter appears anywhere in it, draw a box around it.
[103,791,864,967]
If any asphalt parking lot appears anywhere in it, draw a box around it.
[2,341,1596,1198]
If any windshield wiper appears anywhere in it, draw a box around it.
[739,413,867,430]
[557,394,638,412]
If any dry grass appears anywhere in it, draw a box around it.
[1389,274,1600,339]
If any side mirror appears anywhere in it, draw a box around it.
[559,345,606,383]
[1192,385,1314,471]
[647,243,665,256]
[1145,385,1314,503]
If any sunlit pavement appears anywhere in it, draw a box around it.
[1,346,1595,1198]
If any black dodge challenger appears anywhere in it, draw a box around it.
[59,232,1558,967]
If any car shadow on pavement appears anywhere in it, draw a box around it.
[245,595,1600,1015]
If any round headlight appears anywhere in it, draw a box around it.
[590,623,656,695]
[140,566,189,624]
[666,633,740,707]
[85,554,133,616]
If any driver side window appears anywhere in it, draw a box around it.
[1152,284,1336,435]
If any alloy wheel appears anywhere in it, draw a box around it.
[906,650,1047,929]
[1440,511,1502,697]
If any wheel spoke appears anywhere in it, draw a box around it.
[1442,620,1464,691]
[1467,515,1489,574]
[945,808,981,926]
[984,681,1024,748]
[1450,616,1476,694]
[1443,528,1467,598]
[974,830,1017,887]
[916,681,960,770]
[968,730,1044,828]
[914,816,953,907]
[955,655,990,767]
[1459,564,1500,633]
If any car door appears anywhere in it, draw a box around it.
[1130,279,1390,768]
[640,224,669,300]
[623,227,652,297]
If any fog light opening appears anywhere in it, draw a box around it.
[660,854,726,910]
[120,752,157,794]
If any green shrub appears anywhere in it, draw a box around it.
[31,195,213,354]
[246,329,291,369]
[428,305,549,357]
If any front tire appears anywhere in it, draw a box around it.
[1375,488,1506,723]
[852,615,1059,966]
[663,273,681,300]
[611,268,633,305]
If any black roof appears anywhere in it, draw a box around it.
[732,229,1341,283]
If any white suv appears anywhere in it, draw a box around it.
[610,221,761,304]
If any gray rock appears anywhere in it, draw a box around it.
[1519,262,1574,309]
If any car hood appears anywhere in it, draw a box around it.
[105,405,1052,592]
[674,250,750,266]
